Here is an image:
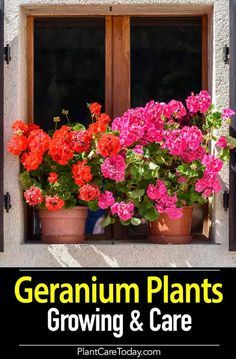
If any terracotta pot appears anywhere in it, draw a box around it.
[39,206,88,244]
[149,206,193,244]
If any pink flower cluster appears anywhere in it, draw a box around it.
[98,191,115,209]
[112,91,213,150]
[195,172,222,198]
[222,108,235,120]
[163,126,204,162]
[202,154,223,173]
[101,154,126,182]
[216,136,228,149]
[24,186,44,207]
[186,90,211,114]
[147,180,183,219]
[195,154,223,198]
[112,100,182,147]
[111,201,135,221]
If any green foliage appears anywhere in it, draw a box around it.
[19,171,34,190]
[101,216,111,228]
[131,217,142,226]
[87,200,99,212]
[129,188,145,199]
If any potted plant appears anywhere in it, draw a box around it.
[7,103,118,244]
[98,91,235,244]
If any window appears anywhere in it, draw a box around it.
[34,18,105,130]
[27,15,208,242]
[131,17,203,106]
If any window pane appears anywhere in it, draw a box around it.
[34,18,105,130]
[131,17,202,107]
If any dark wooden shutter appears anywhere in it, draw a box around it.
[230,0,236,250]
[0,0,3,251]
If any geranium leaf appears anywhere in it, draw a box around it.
[101,216,111,228]
[129,188,145,199]
[131,217,142,226]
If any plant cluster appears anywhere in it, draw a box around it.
[8,92,235,227]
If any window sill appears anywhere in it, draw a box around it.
[24,235,216,245]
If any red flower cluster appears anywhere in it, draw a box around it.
[49,126,74,165]
[45,195,65,211]
[8,120,50,171]
[72,160,93,186]
[21,152,43,172]
[71,130,92,153]
[88,121,107,136]
[79,183,101,201]
[99,113,111,125]
[28,129,51,153]
[24,186,44,206]
[89,102,102,116]
[8,135,28,155]
[97,134,121,157]
[12,120,29,135]
[88,110,111,137]
[48,172,58,183]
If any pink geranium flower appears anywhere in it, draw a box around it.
[101,154,126,182]
[98,191,115,209]
[111,201,135,221]
[216,136,228,149]
[222,108,235,120]
[186,90,211,114]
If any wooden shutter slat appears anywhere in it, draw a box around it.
[112,16,130,118]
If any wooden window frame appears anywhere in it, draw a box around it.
[26,14,209,242]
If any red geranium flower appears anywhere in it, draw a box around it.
[21,151,43,172]
[26,123,40,136]
[24,186,44,207]
[72,160,93,186]
[99,113,111,125]
[28,129,51,154]
[97,134,121,157]
[88,120,107,136]
[49,126,74,165]
[79,183,101,202]
[12,120,28,135]
[48,172,58,183]
[71,130,92,153]
[89,102,102,116]
[7,134,28,155]
[45,195,65,211]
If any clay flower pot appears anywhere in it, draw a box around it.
[39,206,88,244]
[148,206,193,244]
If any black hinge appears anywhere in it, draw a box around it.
[223,45,229,64]
[4,44,11,64]
[223,190,229,211]
[4,192,12,213]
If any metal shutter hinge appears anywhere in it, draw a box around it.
[4,192,12,213]
[4,44,11,64]
[223,190,229,211]
[223,45,229,64]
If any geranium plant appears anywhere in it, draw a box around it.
[96,91,235,226]
[8,104,120,211]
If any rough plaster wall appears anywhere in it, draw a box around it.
[1,0,236,267]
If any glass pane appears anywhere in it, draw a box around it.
[131,17,202,107]
[34,18,105,130]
